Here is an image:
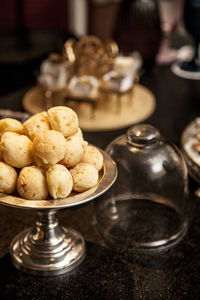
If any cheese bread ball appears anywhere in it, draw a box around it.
[70,162,98,192]
[17,166,48,200]
[0,146,3,161]
[0,118,23,137]
[0,132,32,168]
[23,111,51,140]
[32,130,67,167]
[47,106,79,137]
[74,127,83,138]
[62,136,88,168]
[81,145,103,171]
[46,164,73,199]
[0,162,18,193]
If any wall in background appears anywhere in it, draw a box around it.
[0,0,68,32]
[0,0,121,41]
[88,0,121,39]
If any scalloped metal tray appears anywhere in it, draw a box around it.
[181,118,200,184]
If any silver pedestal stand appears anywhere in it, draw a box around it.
[0,150,117,276]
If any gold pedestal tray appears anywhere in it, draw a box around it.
[22,84,156,131]
[0,149,117,276]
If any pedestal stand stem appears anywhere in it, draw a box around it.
[31,210,65,246]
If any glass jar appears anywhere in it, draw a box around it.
[94,124,188,251]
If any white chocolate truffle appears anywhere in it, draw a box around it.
[0,118,23,137]
[47,106,79,137]
[0,132,32,168]
[81,145,103,171]
[46,164,73,199]
[70,162,98,192]
[23,111,51,140]
[17,166,48,200]
[32,130,67,167]
[62,136,88,168]
[0,162,18,193]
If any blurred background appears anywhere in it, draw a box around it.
[0,0,191,95]
[0,0,122,94]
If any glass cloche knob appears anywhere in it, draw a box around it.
[127,124,161,146]
[94,124,188,252]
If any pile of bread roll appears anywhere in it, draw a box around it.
[0,106,103,200]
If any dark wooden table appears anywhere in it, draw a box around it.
[0,40,200,299]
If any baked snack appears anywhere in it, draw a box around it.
[62,135,88,168]
[196,132,200,140]
[193,142,200,153]
[0,161,18,193]
[23,111,51,140]
[47,106,79,137]
[74,127,83,138]
[0,118,23,137]
[17,166,48,200]
[81,145,103,171]
[0,132,33,168]
[46,164,73,199]
[0,106,104,199]
[32,130,67,167]
[70,162,98,192]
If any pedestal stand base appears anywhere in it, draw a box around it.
[10,211,86,276]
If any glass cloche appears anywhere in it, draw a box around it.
[94,124,188,251]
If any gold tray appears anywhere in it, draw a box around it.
[23,84,156,132]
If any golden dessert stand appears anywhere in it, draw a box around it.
[23,84,156,131]
[0,149,117,276]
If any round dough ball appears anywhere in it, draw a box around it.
[47,106,79,137]
[32,130,67,167]
[0,162,18,193]
[0,146,3,161]
[46,164,73,199]
[81,145,103,171]
[70,162,98,192]
[17,166,48,200]
[1,132,32,168]
[23,111,51,140]
[73,127,83,138]
[0,118,23,138]
[62,136,88,168]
